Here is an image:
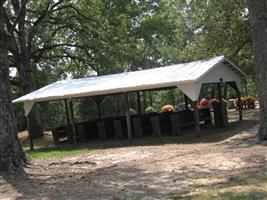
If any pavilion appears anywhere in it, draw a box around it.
[13,55,247,149]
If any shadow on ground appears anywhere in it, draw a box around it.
[25,115,259,157]
[1,153,267,199]
[1,108,265,199]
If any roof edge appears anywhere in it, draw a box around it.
[196,55,247,82]
[223,57,248,79]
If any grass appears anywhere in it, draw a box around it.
[25,146,91,161]
[21,132,200,161]
[22,133,92,161]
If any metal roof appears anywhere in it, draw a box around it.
[13,55,246,107]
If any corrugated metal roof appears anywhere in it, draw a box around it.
[13,55,246,103]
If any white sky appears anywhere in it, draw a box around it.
[9,67,17,78]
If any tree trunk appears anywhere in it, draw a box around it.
[248,0,267,141]
[17,56,43,138]
[0,7,26,171]
[16,1,43,138]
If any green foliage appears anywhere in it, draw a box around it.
[11,0,258,130]
[145,106,156,113]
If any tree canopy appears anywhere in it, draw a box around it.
[1,0,263,171]
[5,0,256,131]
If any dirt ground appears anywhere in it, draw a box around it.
[1,109,267,200]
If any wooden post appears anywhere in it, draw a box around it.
[184,94,189,110]
[237,90,243,121]
[64,99,70,126]
[150,116,162,137]
[64,99,73,143]
[170,114,181,136]
[142,91,147,112]
[193,101,200,138]
[137,91,141,114]
[113,119,123,140]
[217,83,223,101]
[97,103,102,119]
[217,82,223,116]
[26,115,34,150]
[149,91,153,106]
[227,82,243,122]
[77,124,86,142]
[171,89,175,105]
[69,99,77,143]
[132,117,143,138]
[91,96,105,119]
[97,121,106,140]
[216,82,229,128]
[124,93,132,139]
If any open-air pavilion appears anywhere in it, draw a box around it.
[13,55,247,149]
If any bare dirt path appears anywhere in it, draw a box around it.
[1,109,267,200]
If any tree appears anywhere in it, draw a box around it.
[248,0,267,141]
[0,1,26,171]
[4,0,96,137]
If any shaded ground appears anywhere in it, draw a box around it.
[1,109,267,200]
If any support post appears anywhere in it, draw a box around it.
[137,91,141,114]
[217,82,223,116]
[124,93,132,139]
[237,90,243,121]
[142,91,147,112]
[149,91,153,106]
[91,96,105,119]
[184,94,189,110]
[97,103,102,119]
[217,82,230,128]
[64,99,70,126]
[227,82,243,121]
[26,115,34,150]
[217,83,223,102]
[69,99,77,143]
[193,101,200,138]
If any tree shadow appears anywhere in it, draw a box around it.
[1,150,267,199]
[21,109,260,156]
[24,116,259,157]
[3,109,263,199]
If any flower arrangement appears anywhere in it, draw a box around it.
[161,105,174,112]
[209,98,219,106]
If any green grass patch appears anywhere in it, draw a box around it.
[22,135,197,161]
[25,146,91,161]
[22,133,91,161]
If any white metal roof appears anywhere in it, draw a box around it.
[13,55,246,116]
